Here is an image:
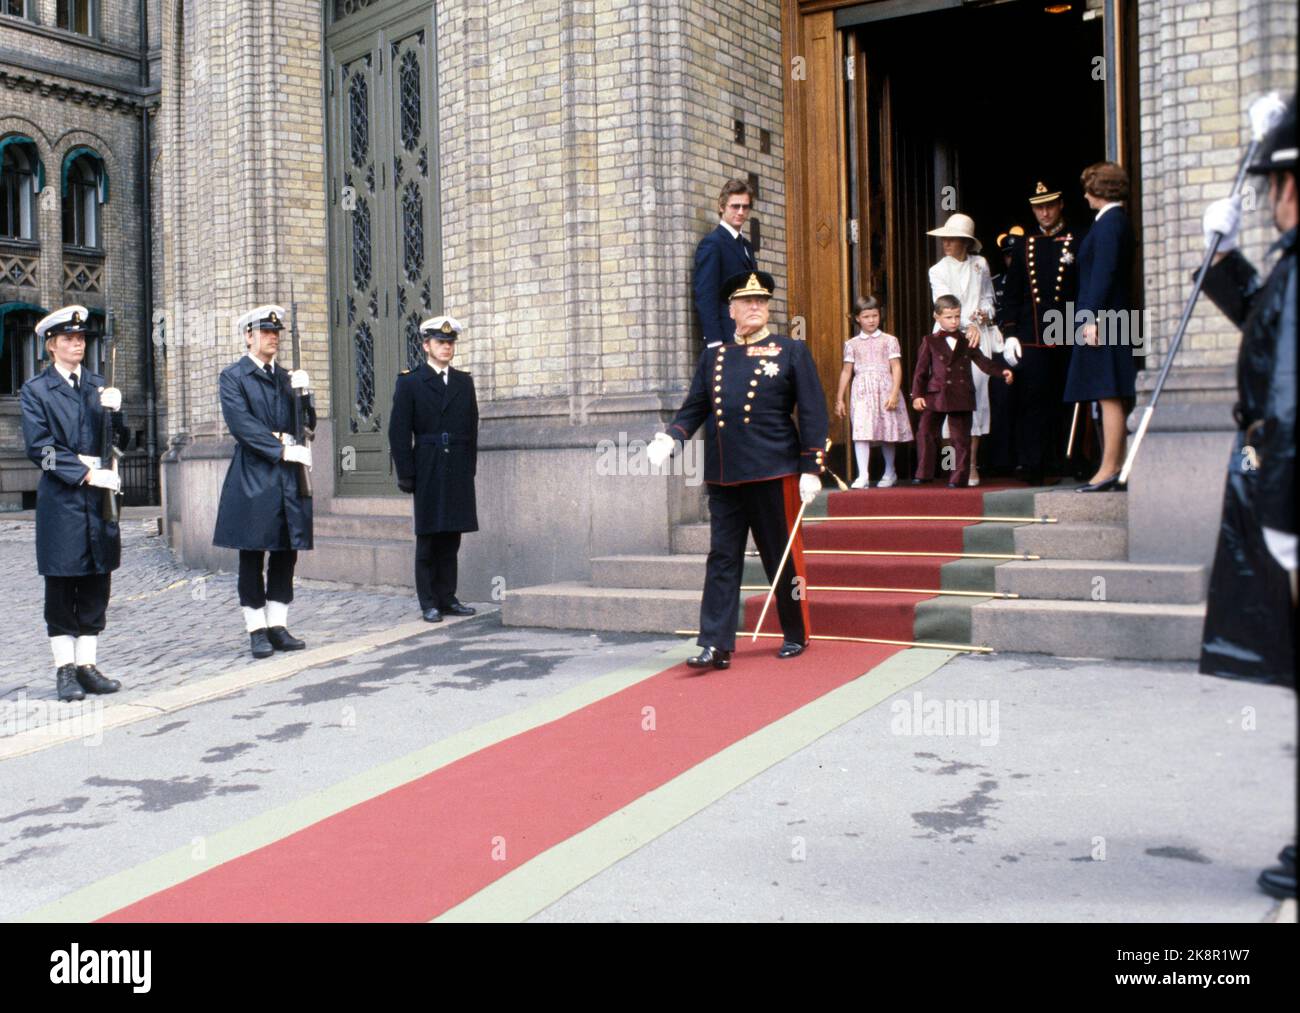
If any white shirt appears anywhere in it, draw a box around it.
[720,220,741,240]
[945,336,958,352]
[426,359,449,383]
[1095,202,1122,221]
[246,352,276,372]
[53,363,82,387]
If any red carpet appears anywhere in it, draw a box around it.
[744,481,1025,642]
[100,639,897,922]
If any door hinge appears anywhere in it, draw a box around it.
[845,56,855,81]
[848,218,860,245]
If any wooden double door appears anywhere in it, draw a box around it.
[326,0,443,495]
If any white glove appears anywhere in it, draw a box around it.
[799,473,821,505]
[283,445,313,469]
[1203,196,1241,252]
[1249,92,1287,142]
[99,386,122,411]
[86,468,121,493]
[77,454,102,471]
[646,432,674,468]
[1263,528,1297,573]
[290,370,310,391]
[1002,337,1022,368]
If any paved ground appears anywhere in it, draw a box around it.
[0,514,1293,922]
[0,513,423,709]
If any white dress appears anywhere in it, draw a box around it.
[928,254,1001,436]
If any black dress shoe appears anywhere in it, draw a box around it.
[1258,865,1297,900]
[910,478,932,485]
[249,629,274,659]
[946,481,966,489]
[56,663,85,702]
[686,646,731,669]
[1077,474,1124,493]
[267,626,306,651]
[422,607,443,623]
[441,601,476,617]
[777,641,807,659]
[76,665,121,695]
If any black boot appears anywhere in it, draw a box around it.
[76,665,121,694]
[56,664,85,702]
[686,646,731,670]
[267,626,306,651]
[249,629,274,659]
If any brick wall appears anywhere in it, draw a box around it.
[1137,0,1297,370]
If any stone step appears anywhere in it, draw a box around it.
[1031,489,1128,523]
[326,495,411,517]
[970,598,1205,661]
[313,512,412,540]
[502,581,702,634]
[1014,522,1127,560]
[591,554,706,590]
[995,560,1208,604]
[294,537,415,588]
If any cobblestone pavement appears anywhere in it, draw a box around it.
[0,514,448,704]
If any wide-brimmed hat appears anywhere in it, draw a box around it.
[927,213,982,254]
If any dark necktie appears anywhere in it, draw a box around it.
[70,373,79,390]
[264,363,274,379]
[738,234,752,266]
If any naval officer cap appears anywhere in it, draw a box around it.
[36,304,92,341]
[420,315,464,340]
[722,270,777,301]
[237,304,287,334]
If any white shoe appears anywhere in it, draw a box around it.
[877,474,897,488]
[850,475,870,489]
[968,475,981,487]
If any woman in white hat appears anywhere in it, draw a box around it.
[926,213,1010,486]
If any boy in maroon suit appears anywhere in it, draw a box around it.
[911,295,1014,487]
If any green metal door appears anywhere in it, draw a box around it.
[326,0,442,495]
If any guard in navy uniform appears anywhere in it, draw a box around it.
[212,305,316,659]
[21,305,127,701]
[998,181,1085,482]
[649,271,828,668]
[388,314,479,622]
[693,179,759,349]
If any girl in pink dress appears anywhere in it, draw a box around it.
[834,296,913,488]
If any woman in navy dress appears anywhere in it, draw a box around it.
[1064,161,1138,491]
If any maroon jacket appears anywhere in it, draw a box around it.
[910,330,1000,413]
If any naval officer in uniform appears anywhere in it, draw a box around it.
[648,271,828,668]
[998,180,1084,483]
[388,314,479,622]
[212,305,316,658]
[21,305,127,701]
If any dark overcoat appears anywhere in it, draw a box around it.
[1063,206,1139,402]
[1199,226,1296,685]
[388,361,479,534]
[20,366,124,576]
[212,357,316,552]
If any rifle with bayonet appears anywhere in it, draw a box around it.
[100,307,123,523]
[290,285,313,498]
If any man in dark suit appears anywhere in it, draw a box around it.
[212,305,316,659]
[388,315,479,623]
[912,295,1015,488]
[998,181,1086,483]
[21,305,127,701]
[648,271,828,668]
[693,180,758,349]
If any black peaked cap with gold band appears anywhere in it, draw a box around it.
[1028,181,1062,205]
[722,270,776,301]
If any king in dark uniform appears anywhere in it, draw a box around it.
[21,305,127,701]
[998,181,1086,483]
[648,271,829,668]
